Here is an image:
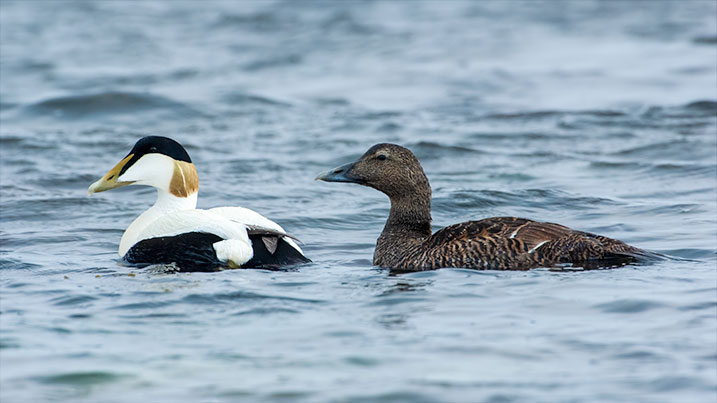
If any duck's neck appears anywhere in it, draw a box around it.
[374,191,432,267]
[119,190,198,256]
[385,196,432,235]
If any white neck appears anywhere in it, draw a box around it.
[119,190,198,256]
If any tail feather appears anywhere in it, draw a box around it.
[244,235,311,269]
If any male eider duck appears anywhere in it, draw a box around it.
[88,136,310,271]
[317,143,652,271]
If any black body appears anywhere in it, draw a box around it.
[124,232,310,272]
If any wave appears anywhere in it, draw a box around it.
[479,101,716,126]
[485,109,626,121]
[220,91,291,107]
[432,188,621,211]
[19,91,204,120]
[408,141,483,158]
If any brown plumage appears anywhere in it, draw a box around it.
[317,143,651,271]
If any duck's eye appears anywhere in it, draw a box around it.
[376,154,387,161]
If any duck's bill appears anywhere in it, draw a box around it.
[87,154,135,195]
[315,162,360,183]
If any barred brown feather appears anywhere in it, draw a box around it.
[378,217,645,271]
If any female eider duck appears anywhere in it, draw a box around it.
[88,136,310,271]
[317,143,652,271]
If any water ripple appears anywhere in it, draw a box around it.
[19,91,204,120]
[594,299,665,313]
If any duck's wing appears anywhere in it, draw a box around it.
[208,207,305,253]
[244,225,302,244]
[421,217,645,270]
[491,217,648,262]
[208,207,310,267]
[208,207,286,232]
[426,217,567,246]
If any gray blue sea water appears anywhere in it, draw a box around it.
[1,1,716,402]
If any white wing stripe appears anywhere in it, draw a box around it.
[528,241,549,254]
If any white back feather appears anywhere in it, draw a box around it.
[209,207,304,254]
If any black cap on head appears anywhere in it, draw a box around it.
[128,136,192,163]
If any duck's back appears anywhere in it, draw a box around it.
[389,217,646,271]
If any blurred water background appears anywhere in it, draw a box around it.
[1,1,716,402]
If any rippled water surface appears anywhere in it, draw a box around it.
[1,1,716,402]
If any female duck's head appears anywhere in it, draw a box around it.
[88,136,198,198]
[316,143,430,200]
